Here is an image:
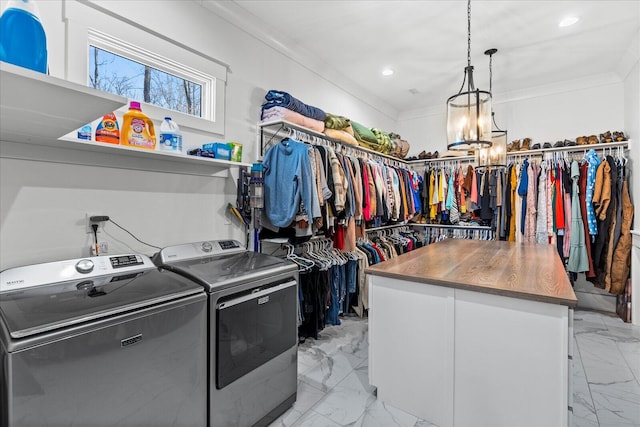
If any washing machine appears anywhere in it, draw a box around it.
[0,254,207,427]
[153,240,298,427]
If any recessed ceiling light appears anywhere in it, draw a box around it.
[381,68,394,77]
[559,16,579,27]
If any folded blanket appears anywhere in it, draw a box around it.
[262,90,326,121]
[324,128,358,146]
[261,106,325,133]
[371,128,393,154]
[343,125,355,136]
[325,113,351,130]
[350,121,378,145]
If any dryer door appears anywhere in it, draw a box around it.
[215,279,297,389]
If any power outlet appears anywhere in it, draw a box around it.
[86,213,108,234]
[99,241,109,254]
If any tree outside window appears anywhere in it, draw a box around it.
[89,46,202,117]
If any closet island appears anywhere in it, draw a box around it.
[366,239,577,427]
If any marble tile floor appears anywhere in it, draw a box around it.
[269,310,640,427]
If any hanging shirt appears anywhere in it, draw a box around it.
[525,160,539,243]
[430,170,438,220]
[517,159,529,235]
[263,138,314,229]
[361,160,372,221]
[585,149,601,235]
[536,161,548,244]
[459,166,467,214]
[508,165,517,242]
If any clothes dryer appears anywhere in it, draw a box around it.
[0,254,207,427]
[154,240,298,427]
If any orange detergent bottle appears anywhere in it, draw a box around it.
[95,112,120,144]
[120,101,156,149]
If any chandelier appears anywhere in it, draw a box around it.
[446,0,492,151]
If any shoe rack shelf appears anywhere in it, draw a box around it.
[0,62,250,176]
[505,140,629,157]
[407,140,629,166]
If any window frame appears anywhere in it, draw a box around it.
[63,0,227,136]
[87,30,209,120]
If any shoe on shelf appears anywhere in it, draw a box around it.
[588,135,598,144]
[418,150,429,159]
[508,140,521,152]
[531,143,541,150]
[576,136,588,145]
[543,142,552,149]
[600,131,613,143]
[553,140,565,148]
[565,139,577,146]
[521,138,531,151]
[613,131,627,142]
[432,151,439,159]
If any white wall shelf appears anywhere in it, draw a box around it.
[0,62,250,176]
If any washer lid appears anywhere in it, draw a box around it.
[161,251,296,292]
[0,268,204,339]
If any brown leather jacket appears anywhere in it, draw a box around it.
[610,180,634,295]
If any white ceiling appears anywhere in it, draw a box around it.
[207,0,640,115]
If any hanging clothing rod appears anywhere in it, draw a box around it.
[259,120,407,167]
[411,223,492,230]
[365,223,409,233]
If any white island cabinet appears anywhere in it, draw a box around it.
[367,239,577,427]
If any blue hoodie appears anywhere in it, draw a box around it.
[263,138,314,228]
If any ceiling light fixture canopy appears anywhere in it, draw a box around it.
[476,48,507,168]
[446,0,492,151]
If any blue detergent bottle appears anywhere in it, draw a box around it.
[0,0,48,73]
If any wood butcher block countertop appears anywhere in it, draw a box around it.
[365,239,577,307]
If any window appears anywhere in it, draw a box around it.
[89,46,203,118]
[64,1,227,136]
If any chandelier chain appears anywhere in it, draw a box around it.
[489,52,493,93]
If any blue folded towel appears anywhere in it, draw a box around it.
[262,90,326,121]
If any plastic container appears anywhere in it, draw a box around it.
[0,0,48,73]
[95,112,120,144]
[120,101,156,150]
[77,124,92,140]
[158,116,182,152]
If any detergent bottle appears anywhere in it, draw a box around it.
[0,0,48,73]
[95,112,120,144]
[158,116,182,152]
[120,101,156,149]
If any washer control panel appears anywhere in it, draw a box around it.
[155,240,245,263]
[0,254,154,292]
[109,254,145,269]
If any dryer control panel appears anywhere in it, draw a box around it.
[0,254,155,292]
[155,240,245,264]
